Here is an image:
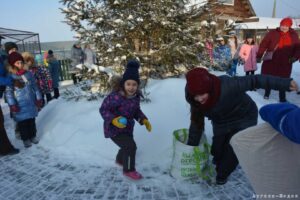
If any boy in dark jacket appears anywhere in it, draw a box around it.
[185,67,298,185]
[100,60,152,180]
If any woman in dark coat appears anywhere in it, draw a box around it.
[257,17,300,102]
[185,67,298,185]
[0,56,19,155]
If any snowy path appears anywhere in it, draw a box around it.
[0,147,254,200]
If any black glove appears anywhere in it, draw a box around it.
[238,58,245,65]
[289,57,298,64]
[256,58,262,63]
[14,79,25,89]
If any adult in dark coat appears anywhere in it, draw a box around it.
[257,17,300,102]
[185,67,298,185]
[47,50,61,98]
[70,42,84,85]
[0,56,19,156]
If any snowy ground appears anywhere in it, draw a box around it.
[1,63,300,200]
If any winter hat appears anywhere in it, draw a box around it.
[48,50,53,55]
[186,67,221,110]
[280,17,293,27]
[35,54,44,66]
[259,103,300,144]
[216,36,224,41]
[4,42,18,53]
[47,50,54,59]
[122,59,140,84]
[228,30,236,36]
[8,52,24,67]
[245,34,254,39]
[186,68,213,95]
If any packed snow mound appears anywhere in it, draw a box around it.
[36,78,192,169]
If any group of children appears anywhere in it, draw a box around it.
[2,42,60,148]
[206,31,258,77]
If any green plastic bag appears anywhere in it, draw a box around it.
[170,129,214,181]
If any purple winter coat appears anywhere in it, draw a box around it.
[99,91,147,138]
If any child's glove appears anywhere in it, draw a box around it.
[112,116,126,129]
[14,79,25,88]
[256,57,262,63]
[48,79,53,90]
[289,57,298,64]
[35,99,44,108]
[142,119,152,132]
[10,105,20,113]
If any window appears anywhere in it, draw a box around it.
[218,0,234,5]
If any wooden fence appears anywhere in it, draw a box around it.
[58,59,71,81]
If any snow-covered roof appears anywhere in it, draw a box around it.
[236,17,300,30]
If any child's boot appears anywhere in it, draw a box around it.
[23,140,32,148]
[123,170,143,180]
[30,137,39,144]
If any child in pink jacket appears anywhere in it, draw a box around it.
[239,34,258,75]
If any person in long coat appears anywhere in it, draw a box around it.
[70,42,84,85]
[185,67,298,185]
[0,56,19,156]
[257,17,300,102]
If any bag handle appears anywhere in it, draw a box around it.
[273,43,279,52]
[267,42,279,52]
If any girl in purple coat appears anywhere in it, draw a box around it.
[99,60,152,180]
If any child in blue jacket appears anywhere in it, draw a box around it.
[6,52,43,148]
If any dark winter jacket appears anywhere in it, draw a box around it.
[259,103,300,144]
[257,28,300,78]
[99,91,147,138]
[0,57,12,98]
[48,57,61,88]
[5,71,42,122]
[186,75,292,136]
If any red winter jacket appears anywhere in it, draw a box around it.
[257,28,300,78]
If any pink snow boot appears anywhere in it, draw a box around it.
[123,170,143,180]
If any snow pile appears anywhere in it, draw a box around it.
[35,63,300,172]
